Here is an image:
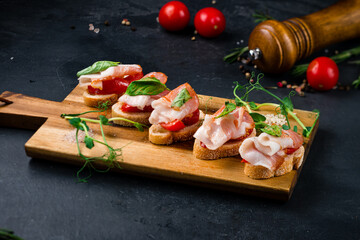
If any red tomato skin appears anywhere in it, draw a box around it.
[181,109,200,126]
[120,103,153,113]
[306,57,339,91]
[87,73,143,95]
[159,1,190,31]
[160,119,186,131]
[194,7,226,38]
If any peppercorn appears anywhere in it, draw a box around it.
[245,72,251,79]
[239,65,244,70]
[277,82,283,88]
[104,20,110,26]
[281,80,287,85]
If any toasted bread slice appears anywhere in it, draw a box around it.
[149,111,204,145]
[111,102,151,126]
[83,90,119,108]
[244,146,305,179]
[193,130,256,160]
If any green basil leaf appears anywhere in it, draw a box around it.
[215,102,237,119]
[84,136,94,149]
[171,88,192,108]
[249,112,266,122]
[77,61,120,77]
[261,125,282,137]
[125,77,169,96]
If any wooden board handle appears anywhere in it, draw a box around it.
[0,91,65,129]
[248,0,360,73]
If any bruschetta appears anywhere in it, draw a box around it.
[239,129,305,179]
[111,72,169,126]
[193,104,256,160]
[148,83,203,145]
[78,62,144,107]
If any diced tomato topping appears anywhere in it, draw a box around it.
[241,159,249,164]
[120,103,153,113]
[200,141,207,148]
[182,109,200,126]
[87,73,143,95]
[233,128,253,141]
[160,109,200,132]
[284,147,299,154]
[160,119,186,132]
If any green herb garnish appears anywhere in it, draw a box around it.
[125,77,169,96]
[215,101,237,119]
[292,46,360,77]
[171,88,192,108]
[224,46,249,64]
[77,61,120,77]
[352,75,360,89]
[63,112,148,182]
[0,229,23,240]
[233,72,319,138]
[252,10,274,23]
[60,101,110,118]
[261,124,282,137]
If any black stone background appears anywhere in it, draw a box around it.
[0,0,359,239]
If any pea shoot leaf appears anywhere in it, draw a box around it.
[249,102,257,110]
[84,136,94,149]
[77,61,120,77]
[171,88,192,108]
[282,124,290,130]
[134,122,144,132]
[215,102,237,119]
[69,118,89,131]
[249,112,266,122]
[125,77,169,96]
[99,115,109,125]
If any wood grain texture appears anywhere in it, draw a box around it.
[0,86,319,200]
[248,0,360,73]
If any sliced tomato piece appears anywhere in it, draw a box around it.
[241,159,249,164]
[88,73,144,95]
[182,109,200,126]
[200,141,207,148]
[120,103,153,113]
[284,147,300,154]
[160,119,186,132]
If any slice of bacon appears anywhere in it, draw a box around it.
[149,83,199,125]
[193,106,255,150]
[142,72,168,84]
[239,129,303,171]
[78,64,143,90]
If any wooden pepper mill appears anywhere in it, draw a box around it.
[248,0,360,74]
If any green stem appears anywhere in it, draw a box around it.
[233,85,252,113]
[108,117,149,128]
[252,102,278,110]
[287,111,307,131]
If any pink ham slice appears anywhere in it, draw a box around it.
[239,129,303,171]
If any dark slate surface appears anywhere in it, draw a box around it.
[1,0,359,239]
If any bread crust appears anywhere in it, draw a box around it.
[193,130,256,160]
[111,102,151,126]
[244,146,305,179]
[149,111,204,145]
[83,90,119,107]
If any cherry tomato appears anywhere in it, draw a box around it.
[158,1,190,31]
[182,109,200,126]
[120,103,153,113]
[306,57,339,91]
[194,7,226,38]
[161,119,186,131]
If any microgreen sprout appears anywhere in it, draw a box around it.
[224,46,249,64]
[233,72,319,138]
[0,229,23,240]
[63,111,148,182]
[252,10,274,23]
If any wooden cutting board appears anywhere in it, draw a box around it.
[0,85,319,200]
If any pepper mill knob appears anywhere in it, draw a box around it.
[248,0,360,74]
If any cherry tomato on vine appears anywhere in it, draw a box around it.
[306,57,339,91]
[194,7,226,38]
[158,1,190,31]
